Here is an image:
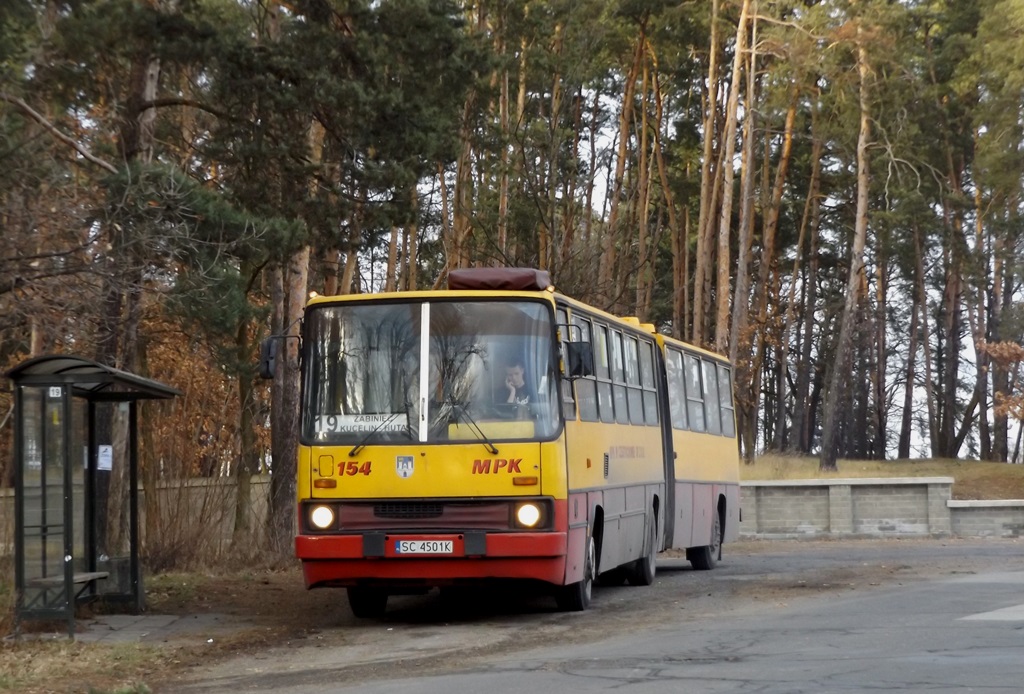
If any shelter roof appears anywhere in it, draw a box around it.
[6,354,180,401]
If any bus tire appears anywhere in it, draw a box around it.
[686,508,722,571]
[347,587,388,618]
[598,567,628,586]
[626,511,657,586]
[555,532,595,611]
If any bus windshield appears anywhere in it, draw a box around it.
[302,299,560,445]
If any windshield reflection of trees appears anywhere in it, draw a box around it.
[307,305,419,441]
[428,304,491,437]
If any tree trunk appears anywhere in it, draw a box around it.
[652,69,684,336]
[914,222,939,456]
[510,31,528,264]
[897,252,920,459]
[268,245,309,553]
[728,49,759,369]
[820,29,871,472]
[871,242,888,458]
[559,88,583,270]
[779,109,819,454]
[937,226,964,457]
[496,15,510,261]
[694,0,721,346]
[435,161,452,284]
[635,49,653,319]
[598,25,645,308]
[404,185,420,291]
[385,224,400,292]
[542,22,564,273]
[340,189,365,294]
[232,315,258,544]
[990,227,1012,461]
[100,21,164,557]
[793,150,822,454]
[712,0,753,354]
[450,19,482,276]
[713,0,751,354]
[583,90,600,245]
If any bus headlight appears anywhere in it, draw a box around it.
[310,505,335,530]
[515,503,542,528]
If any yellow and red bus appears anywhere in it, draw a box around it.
[272,268,739,617]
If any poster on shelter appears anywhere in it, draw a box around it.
[98,445,113,471]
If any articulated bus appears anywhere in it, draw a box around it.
[266,268,739,617]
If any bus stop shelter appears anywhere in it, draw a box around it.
[6,355,179,637]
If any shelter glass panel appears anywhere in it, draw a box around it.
[19,386,69,612]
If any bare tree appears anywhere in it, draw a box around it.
[820,22,872,472]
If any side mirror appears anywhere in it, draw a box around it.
[565,341,594,379]
[258,338,279,379]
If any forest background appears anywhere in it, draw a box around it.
[2,0,1024,564]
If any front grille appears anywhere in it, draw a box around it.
[374,502,444,519]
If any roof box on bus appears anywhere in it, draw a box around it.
[447,268,554,292]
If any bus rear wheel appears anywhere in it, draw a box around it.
[598,567,628,586]
[347,587,388,618]
[626,511,657,586]
[686,508,722,571]
[556,532,595,611]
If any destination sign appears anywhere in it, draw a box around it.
[314,413,409,434]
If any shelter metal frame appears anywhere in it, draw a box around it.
[7,355,179,637]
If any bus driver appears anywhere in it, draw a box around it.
[504,359,531,406]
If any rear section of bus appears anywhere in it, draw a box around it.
[291,287,575,614]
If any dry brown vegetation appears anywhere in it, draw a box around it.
[741,455,1024,500]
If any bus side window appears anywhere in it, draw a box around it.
[719,363,736,437]
[558,308,576,421]
[702,359,721,435]
[666,348,687,429]
[573,315,599,422]
[610,330,629,425]
[639,340,659,425]
[625,336,644,425]
[684,354,705,432]
[595,324,614,424]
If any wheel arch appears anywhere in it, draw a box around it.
[592,504,605,573]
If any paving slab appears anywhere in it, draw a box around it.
[73,613,251,644]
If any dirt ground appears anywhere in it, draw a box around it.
[4,537,1018,694]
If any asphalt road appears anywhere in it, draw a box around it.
[176,537,1024,693]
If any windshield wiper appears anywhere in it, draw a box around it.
[448,400,499,455]
[348,412,403,457]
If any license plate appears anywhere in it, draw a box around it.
[395,540,453,554]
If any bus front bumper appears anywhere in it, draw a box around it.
[296,531,567,588]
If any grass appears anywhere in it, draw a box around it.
[740,454,1024,500]
[0,639,167,694]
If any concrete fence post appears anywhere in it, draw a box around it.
[828,485,853,534]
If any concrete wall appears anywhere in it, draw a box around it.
[948,500,1024,538]
[0,476,272,559]
[741,478,1024,539]
[4,477,1024,558]
[141,475,272,554]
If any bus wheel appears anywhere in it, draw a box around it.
[347,587,388,618]
[598,567,628,586]
[686,508,722,571]
[626,511,657,586]
[556,532,595,611]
